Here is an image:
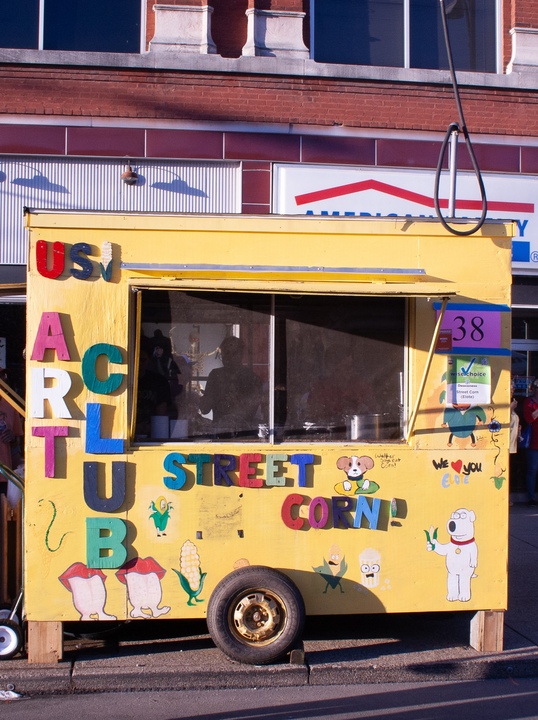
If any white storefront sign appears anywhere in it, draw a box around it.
[273,164,537,273]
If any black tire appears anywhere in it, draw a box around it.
[76,621,127,640]
[0,620,23,660]
[207,565,305,665]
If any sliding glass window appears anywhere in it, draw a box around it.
[135,289,406,444]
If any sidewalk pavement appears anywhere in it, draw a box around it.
[1,504,538,695]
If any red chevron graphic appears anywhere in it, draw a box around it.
[295,179,534,214]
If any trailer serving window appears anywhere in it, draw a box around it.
[133,289,406,444]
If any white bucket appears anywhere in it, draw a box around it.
[170,419,189,439]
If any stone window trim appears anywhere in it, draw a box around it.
[2,46,538,92]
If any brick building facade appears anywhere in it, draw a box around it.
[1,0,538,401]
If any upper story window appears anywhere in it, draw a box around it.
[0,0,141,53]
[313,0,497,73]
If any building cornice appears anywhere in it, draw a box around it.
[2,48,538,91]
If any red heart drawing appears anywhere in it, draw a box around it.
[451,460,463,473]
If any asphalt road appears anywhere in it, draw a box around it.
[3,678,538,720]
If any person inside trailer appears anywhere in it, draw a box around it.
[199,335,262,439]
[135,342,172,439]
[149,336,182,401]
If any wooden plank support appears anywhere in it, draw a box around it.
[27,621,63,663]
[470,610,504,652]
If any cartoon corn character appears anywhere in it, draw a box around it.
[149,496,173,536]
[313,544,348,593]
[173,540,207,606]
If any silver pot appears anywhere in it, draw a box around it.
[346,413,390,441]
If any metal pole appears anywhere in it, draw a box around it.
[448,127,459,218]
[406,296,450,443]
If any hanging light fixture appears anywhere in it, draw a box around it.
[121,163,138,185]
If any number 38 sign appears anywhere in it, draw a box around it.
[434,303,510,355]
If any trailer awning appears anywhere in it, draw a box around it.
[122,263,457,296]
[121,263,428,279]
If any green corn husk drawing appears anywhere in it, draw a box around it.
[492,474,505,490]
[424,526,438,546]
[173,539,207,606]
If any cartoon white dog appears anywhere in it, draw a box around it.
[336,455,375,493]
[426,508,478,602]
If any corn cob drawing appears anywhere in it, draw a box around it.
[99,241,113,282]
[424,525,438,549]
[173,540,207,606]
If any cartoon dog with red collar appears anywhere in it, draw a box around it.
[426,508,477,602]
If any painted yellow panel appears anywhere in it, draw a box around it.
[24,213,513,623]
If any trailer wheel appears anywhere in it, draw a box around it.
[0,605,19,625]
[0,620,23,660]
[207,566,305,665]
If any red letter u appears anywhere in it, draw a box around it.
[36,240,65,279]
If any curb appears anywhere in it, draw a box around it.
[4,648,538,695]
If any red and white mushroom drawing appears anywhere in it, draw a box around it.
[59,562,117,621]
[115,557,171,618]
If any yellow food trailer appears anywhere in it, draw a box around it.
[20,212,513,664]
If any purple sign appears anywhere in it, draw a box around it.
[434,304,508,354]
